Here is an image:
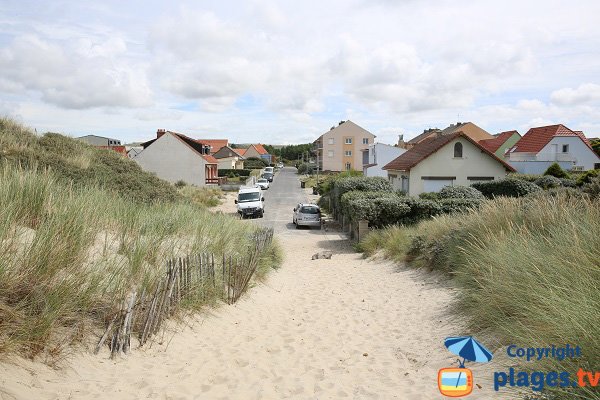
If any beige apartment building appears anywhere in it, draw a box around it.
[314,121,376,172]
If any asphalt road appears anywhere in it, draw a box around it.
[254,167,314,234]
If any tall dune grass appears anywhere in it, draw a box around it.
[0,164,280,360]
[360,194,599,399]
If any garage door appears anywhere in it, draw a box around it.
[422,178,454,193]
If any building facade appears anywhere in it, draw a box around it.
[314,120,376,172]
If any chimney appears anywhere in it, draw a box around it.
[157,128,166,138]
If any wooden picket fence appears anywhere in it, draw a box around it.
[95,228,274,358]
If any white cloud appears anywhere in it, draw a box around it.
[550,83,600,106]
[0,34,152,109]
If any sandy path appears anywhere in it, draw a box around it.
[0,228,502,399]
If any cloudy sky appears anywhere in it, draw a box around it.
[1,0,600,144]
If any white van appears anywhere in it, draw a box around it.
[235,187,265,218]
[264,166,274,174]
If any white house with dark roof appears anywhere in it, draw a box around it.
[134,129,218,186]
[384,132,515,196]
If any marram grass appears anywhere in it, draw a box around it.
[360,194,600,399]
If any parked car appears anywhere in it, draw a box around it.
[262,172,274,182]
[235,187,265,218]
[256,178,269,190]
[293,203,321,229]
[264,166,274,174]
[276,162,284,168]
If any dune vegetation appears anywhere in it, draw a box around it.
[0,118,281,362]
[359,193,599,399]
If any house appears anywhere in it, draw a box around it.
[405,122,493,149]
[213,145,245,169]
[77,134,127,156]
[362,142,406,177]
[127,146,144,159]
[77,134,122,146]
[506,124,600,173]
[313,120,376,172]
[134,129,218,186]
[479,130,521,158]
[383,131,515,196]
[194,139,229,154]
[243,144,273,164]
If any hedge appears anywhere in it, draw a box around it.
[331,176,393,213]
[472,178,541,198]
[534,175,562,189]
[438,185,484,200]
[218,169,251,177]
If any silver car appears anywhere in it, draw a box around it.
[293,203,321,229]
[256,178,269,190]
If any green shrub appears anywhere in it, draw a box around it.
[583,175,600,199]
[534,175,562,189]
[507,173,541,182]
[418,192,440,200]
[174,180,186,188]
[559,178,577,187]
[244,157,268,169]
[331,176,392,212]
[296,163,310,174]
[472,178,541,198]
[340,191,411,227]
[577,169,599,186]
[543,162,569,178]
[218,169,251,177]
[439,198,484,213]
[438,185,484,200]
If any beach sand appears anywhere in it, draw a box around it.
[0,189,506,399]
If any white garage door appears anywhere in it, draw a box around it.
[422,179,454,193]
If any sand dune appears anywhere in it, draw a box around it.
[0,228,504,399]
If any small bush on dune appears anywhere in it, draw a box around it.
[438,185,484,200]
[577,169,599,186]
[472,178,541,198]
[534,175,562,189]
[543,162,570,178]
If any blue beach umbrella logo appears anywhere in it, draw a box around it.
[438,336,493,397]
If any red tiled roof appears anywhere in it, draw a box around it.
[232,148,246,156]
[252,144,269,155]
[195,139,228,153]
[511,124,593,153]
[383,132,515,172]
[201,154,218,164]
[479,131,519,153]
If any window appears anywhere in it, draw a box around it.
[345,162,351,171]
[454,142,463,158]
[562,144,569,153]
[328,138,334,145]
[401,176,409,193]
[594,163,600,170]
[327,150,334,158]
[345,150,352,156]
[345,137,352,144]
[362,138,369,145]
[389,174,396,184]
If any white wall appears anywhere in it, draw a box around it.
[365,143,406,177]
[509,160,574,174]
[388,138,510,197]
[134,133,206,186]
[540,137,600,170]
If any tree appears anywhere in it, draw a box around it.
[543,162,569,178]
[591,139,600,158]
